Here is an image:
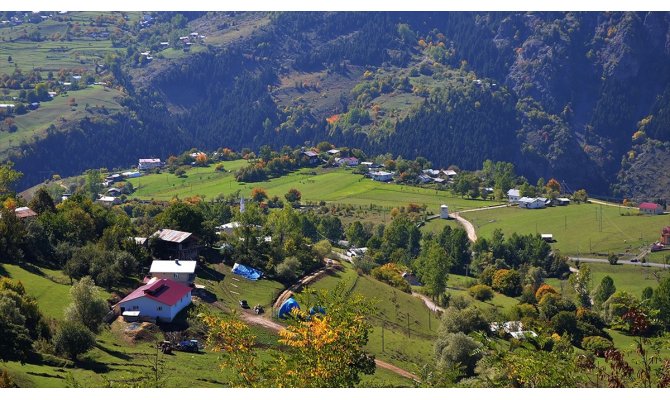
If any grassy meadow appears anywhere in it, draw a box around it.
[463,203,669,256]
[128,162,503,214]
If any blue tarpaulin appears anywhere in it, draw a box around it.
[232,263,262,281]
[309,306,326,316]
[278,298,300,319]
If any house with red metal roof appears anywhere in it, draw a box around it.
[639,202,664,215]
[116,278,192,322]
[14,206,37,220]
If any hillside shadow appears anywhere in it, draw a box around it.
[95,343,132,361]
[0,263,7,277]
[76,356,110,373]
[197,265,226,281]
[18,262,46,277]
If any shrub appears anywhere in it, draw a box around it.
[439,306,489,334]
[535,283,557,301]
[492,269,521,296]
[581,336,614,357]
[214,162,226,172]
[607,253,619,265]
[53,321,95,360]
[370,263,411,293]
[434,332,482,377]
[276,257,300,284]
[468,284,494,301]
[551,311,578,336]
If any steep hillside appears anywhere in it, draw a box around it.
[4,11,670,200]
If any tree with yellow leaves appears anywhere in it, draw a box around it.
[204,284,375,387]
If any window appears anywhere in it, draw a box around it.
[157,306,163,311]
[174,273,179,279]
[132,305,139,310]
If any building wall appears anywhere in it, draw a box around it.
[118,292,192,322]
[152,272,195,283]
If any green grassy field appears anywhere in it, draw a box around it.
[0,263,112,319]
[0,85,125,157]
[545,263,670,299]
[0,12,138,75]
[128,163,502,213]
[464,203,669,256]
[196,263,285,310]
[420,216,464,235]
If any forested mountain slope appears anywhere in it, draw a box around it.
[5,11,670,200]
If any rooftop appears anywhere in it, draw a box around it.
[152,229,193,243]
[150,259,197,274]
[119,278,191,307]
[15,207,37,219]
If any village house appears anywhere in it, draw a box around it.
[335,157,359,167]
[106,187,122,197]
[152,228,201,260]
[116,278,192,323]
[442,169,458,179]
[301,150,320,165]
[149,259,197,285]
[639,202,664,215]
[14,206,38,220]
[507,189,521,204]
[556,197,571,206]
[327,149,341,156]
[138,158,162,171]
[518,197,546,209]
[422,169,441,177]
[370,171,394,182]
[418,174,433,184]
[96,196,121,207]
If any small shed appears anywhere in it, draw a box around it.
[541,234,554,242]
[440,205,449,219]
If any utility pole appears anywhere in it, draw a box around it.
[381,323,385,352]
[407,313,410,338]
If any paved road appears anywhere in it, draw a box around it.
[569,257,669,268]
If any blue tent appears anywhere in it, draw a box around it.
[232,263,262,280]
[278,298,300,319]
[309,306,326,316]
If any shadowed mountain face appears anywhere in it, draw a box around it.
[9,11,670,201]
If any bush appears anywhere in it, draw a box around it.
[434,332,482,377]
[53,321,95,360]
[439,306,489,334]
[535,283,558,301]
[468,284,494,301]
[608,253,619,265]
[492,269,521,297]
[581,336,614,357]
[370,263,411,293]
[276,256,300,284]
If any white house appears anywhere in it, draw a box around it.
[371,171,393,182]
[96,196,121,206]
[418,174,432,184]
[335,157,359,167]
[556,197,571,206]
[149,259,197,284]
[440,205,449,219]
[138,158,162,170]
[216,221,241,235]
[518,197,546,209]
[507,189,520,204]
[116,278,192,322]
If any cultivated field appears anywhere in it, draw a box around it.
[463,203,669,257]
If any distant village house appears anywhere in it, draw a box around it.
[639,202,664,215]
[138,158,163,171]
[115,278,192,323]
[149,259,197,285]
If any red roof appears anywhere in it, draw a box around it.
[639,202,662,210]
[14,207,37,219]
[119,278,191,307]
[153,229,193,243]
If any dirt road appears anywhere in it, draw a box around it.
[411,292,444,313]
[449,212,478,242]
[273,258,343,309]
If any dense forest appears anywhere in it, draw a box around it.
[5,11,670,201]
